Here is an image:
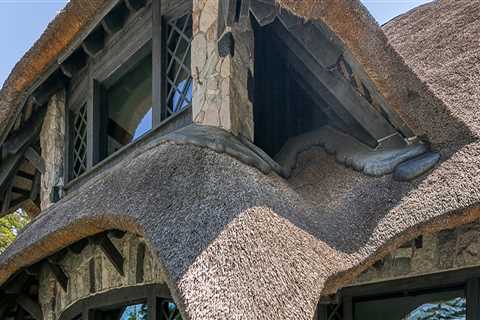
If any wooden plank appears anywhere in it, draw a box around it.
[24,147,46,174]
[29,170,41,201]
[467,278,479,320]
[47,262,69,292]
[70,238,89,254]
[152,0,164,125]
[82,28,105,57]
[15,305,26,320]
[96,234,125,276]
[16,294,43,320]
[136,242,146,283]
[89,258,96,294]
[102,2,129,35]
[11,187,31,198]
[269,21,398,144]
[125,0,147,12]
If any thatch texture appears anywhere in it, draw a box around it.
[0,0,480,319]
[0,121,478,319]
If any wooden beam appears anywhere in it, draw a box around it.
[60,48,88,79]
[2,181,13,213]
[96,234,125,276]
[70,238,89,254]
[31,77,66,107]
[24,148,45,174]
[16,294,43,320]
[47,262,69,292]
[269,21,398,144]
[222,0,238,26]
[82,28,105,57]
[102,2,129,35]
[29,170,41,201]
[2,110,45,159]
[136,242,146,283]
[249,0,277,26]
[11,186,31,198]
[125,0,147,12]
[108,229,126,239]
[15,304,26,320]
[3,273,30,295]
[152,0,166,125]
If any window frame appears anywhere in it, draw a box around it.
[319,266,480,320]
[64,0,193,186]
[59,284,176,320]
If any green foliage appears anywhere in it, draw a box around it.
[0,210,29,253]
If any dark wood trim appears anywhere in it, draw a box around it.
[136,242,146,283]
[16,294,43,320]
[59,284,171,320]
[467,278,479,320]
[95,234,125,276]
[47,261,69,292]
[152,0,166,126]
[24,147,45,174]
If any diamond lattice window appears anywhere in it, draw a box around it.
[71,104,88,179]
[165,13,192,119]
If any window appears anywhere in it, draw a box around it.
[319,268,480,320]
[60,285,182,320]
[163,13,193,119]
[354,289,465,320]
[65,3,193,183]
[104,53,153,156]
[70,104,88,180]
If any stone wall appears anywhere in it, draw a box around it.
[40,91,65,210]
[38,233,166,320]
[354,220,480,285]
[191,0,254,140]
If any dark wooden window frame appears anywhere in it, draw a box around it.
[59,283,174,320]
[64,0,193,186]
[320,266,480,320]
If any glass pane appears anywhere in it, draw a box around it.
[106,54,152,155]
[120,304,148,320]
[354,290,465,320]
[97,303,147,320]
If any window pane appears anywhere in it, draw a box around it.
[120,304,148,320]
[354,290,465,320]
[106,54,152,155]
[96,303,147,320]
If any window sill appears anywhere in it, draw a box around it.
[64,107,192,194]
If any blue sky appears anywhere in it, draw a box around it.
[0,0,432,87]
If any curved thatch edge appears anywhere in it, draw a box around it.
[0,125,478,319]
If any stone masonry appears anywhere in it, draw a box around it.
[354,220,480,285]
[38,233,166,320]
[191,0,254,141]
[40,91,65,210]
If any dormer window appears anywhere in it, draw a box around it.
[65,0,193,184]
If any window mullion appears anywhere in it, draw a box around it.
[467,278,480,320]
[152,0,166,127]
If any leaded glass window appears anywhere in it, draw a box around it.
[165,13,192,119]
[71,104,88,179]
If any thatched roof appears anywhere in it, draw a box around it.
[1,0,480,319]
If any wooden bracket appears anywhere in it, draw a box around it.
[16,294,43,320]
[24,148,45,174]
[96,234,125,276]
[47,261,69,292]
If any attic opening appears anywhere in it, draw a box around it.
[251,14,409,158]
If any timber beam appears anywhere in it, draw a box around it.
[125,0,147,12]
[269,20,401,147]
[102,2,129,35]
[16,294,43,320]
[47,261,69,292]
[95,233,125,276]
[82,28,105,57]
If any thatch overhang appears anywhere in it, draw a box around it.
[0,0,480,318]
[0,123,478,319]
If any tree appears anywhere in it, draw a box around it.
[0,210,29,253]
